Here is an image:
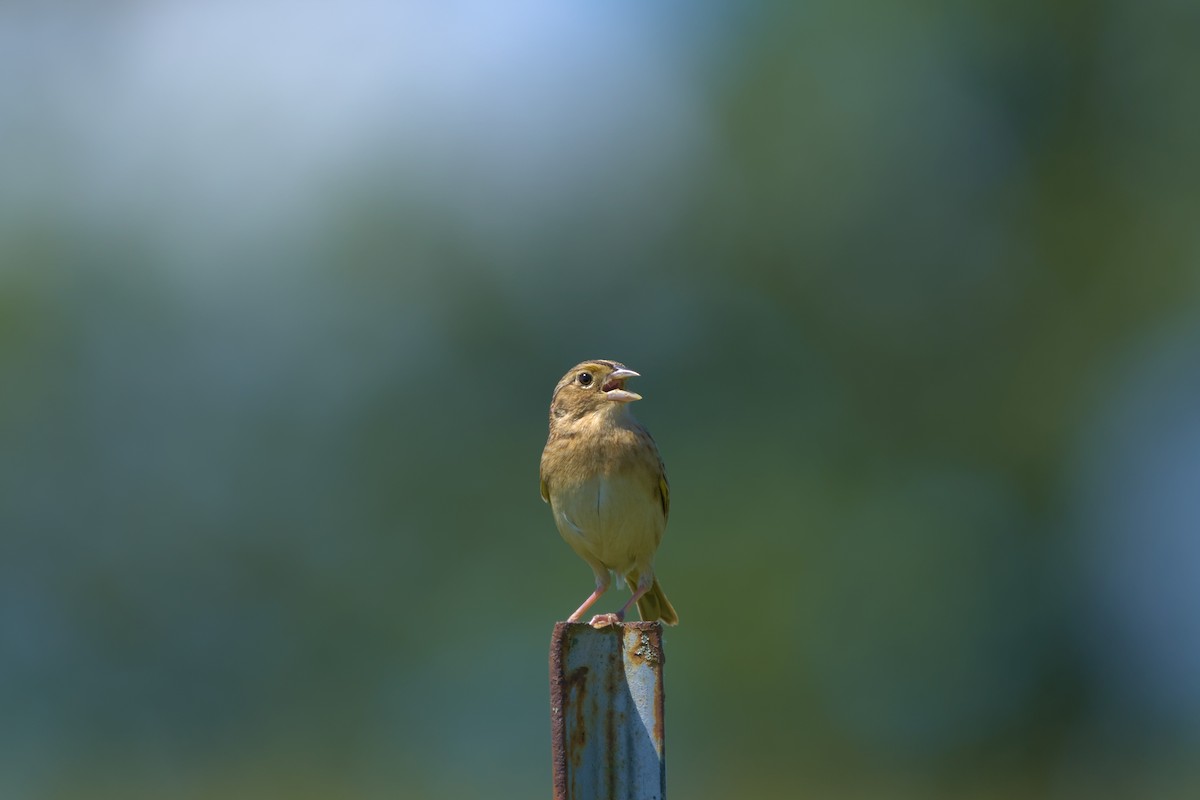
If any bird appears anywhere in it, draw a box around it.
[539,359,678,627]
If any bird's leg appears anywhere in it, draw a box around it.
[589,572,652,628]
[616,574,653,619]
[568,570,611,623]
[567,586,607,622]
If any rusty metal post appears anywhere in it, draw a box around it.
[549,621,666,800]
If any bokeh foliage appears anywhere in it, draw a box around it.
[2,1,1199,798]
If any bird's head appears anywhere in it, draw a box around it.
[550,360,642,422]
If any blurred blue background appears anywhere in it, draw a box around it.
[3,1,1199,797]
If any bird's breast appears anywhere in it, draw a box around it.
[550,470,663,571]
[541,415,666,571]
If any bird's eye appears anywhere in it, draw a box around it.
[578,372,593,387]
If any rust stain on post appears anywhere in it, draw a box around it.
[550,621,666,800]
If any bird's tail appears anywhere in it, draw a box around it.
[628,575,679,626]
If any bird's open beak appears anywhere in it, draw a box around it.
[602,368,642,403]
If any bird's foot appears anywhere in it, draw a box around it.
[588,613,622,628]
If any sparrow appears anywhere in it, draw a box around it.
[539,360,678,627]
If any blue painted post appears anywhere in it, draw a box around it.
[549,621,666,800]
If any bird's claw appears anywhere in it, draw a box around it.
[588,613,622,628]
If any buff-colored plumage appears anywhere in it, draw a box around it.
[539,360,678,626]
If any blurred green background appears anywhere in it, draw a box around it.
[3,1,1200,798]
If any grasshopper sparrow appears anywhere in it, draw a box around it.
[540,360,678,627]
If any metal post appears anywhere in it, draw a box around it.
[549,621,666,800]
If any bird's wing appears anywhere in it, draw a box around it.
[658,474,670,520]
[540,476,550,504]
